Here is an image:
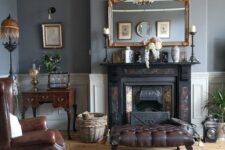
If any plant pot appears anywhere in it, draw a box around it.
[217,122,225,141]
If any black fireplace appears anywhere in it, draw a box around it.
[103,63,192,128]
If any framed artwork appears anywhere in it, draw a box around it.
[156,21,170,38]
[118,22,132,40]
[42,23,63,48]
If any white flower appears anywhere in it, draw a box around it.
[147,42,155,50]
[151,49,160,59]
[155,42,162,50]
[144,37,162,69]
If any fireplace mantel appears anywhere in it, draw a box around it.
[102,62,196,128]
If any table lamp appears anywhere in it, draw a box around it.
[0,14,19,77]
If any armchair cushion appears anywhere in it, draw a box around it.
[9,113,22,138]
[11,130,55,147]
[19,116,47,133]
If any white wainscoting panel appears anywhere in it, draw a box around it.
[89,74,108,114]
[17,73,89,130]
[208,72,225,92]
[191,72,208,136]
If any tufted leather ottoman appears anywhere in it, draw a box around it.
[111,124,194,150]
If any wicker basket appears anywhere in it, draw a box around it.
[77,112,107,143]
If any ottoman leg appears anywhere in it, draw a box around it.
[185,145,193,150]
[177,146,180,150]
[111,145,118,150]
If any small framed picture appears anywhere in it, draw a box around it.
[42,23,63,48]
[48,72,70,89]
[156,21,170,38]
[118,22,132,40]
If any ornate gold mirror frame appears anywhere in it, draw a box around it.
[108,0,190,47]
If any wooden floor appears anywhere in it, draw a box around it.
[64,131,225,150]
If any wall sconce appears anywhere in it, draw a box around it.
[48,7,56,20]
[0,14,19,77]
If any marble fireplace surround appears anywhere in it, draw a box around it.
[104,63,192,128]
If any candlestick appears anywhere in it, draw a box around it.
[103,27,110,63]
[189,31,199,63]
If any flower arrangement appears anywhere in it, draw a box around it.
[42,53,61,73]
[144,37,162,68]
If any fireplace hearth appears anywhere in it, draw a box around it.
[103,63,192,128]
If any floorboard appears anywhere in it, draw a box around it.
[63,131,225,150]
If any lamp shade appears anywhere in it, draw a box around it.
[0,15,19,39]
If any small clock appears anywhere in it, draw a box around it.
[206,128,216,140]
[48,72,70,89]
[203,116,218,143]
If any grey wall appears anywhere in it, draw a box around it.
[207,0,225,72]
[189,0,208,72]
[0,0,18,76]
[91,0,208,73]
[18,0,90,73]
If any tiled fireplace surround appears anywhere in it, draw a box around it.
[105,63,192,128]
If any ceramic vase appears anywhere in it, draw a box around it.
[171,46,180,63]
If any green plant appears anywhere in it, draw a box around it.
[204,90,225,122]
[42,53,61,73]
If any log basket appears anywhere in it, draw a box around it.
[77,112,107,143]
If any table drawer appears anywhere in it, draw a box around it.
[22,94,37,106]
[38,94,53,102]
[53,93,68,107]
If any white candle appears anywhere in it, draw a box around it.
[103,28,110,35]
[190,25,196,32]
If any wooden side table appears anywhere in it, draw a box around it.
[21,88,76,139]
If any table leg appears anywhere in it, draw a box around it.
[32,107,37,117]
[22,106,27,119]
[73,104,77,131]
[65,108,72,140]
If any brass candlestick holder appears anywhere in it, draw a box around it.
[29,65,39,91]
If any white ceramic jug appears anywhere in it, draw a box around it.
[171,46,180,63]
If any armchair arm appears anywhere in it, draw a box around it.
[11,130,55,147]
[19,116,47,132]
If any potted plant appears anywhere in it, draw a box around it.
[204,90,225,140]
[42,53,61,73]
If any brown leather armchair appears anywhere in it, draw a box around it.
[0,77,65,150]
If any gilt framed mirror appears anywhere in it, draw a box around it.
[108,0,190,47]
